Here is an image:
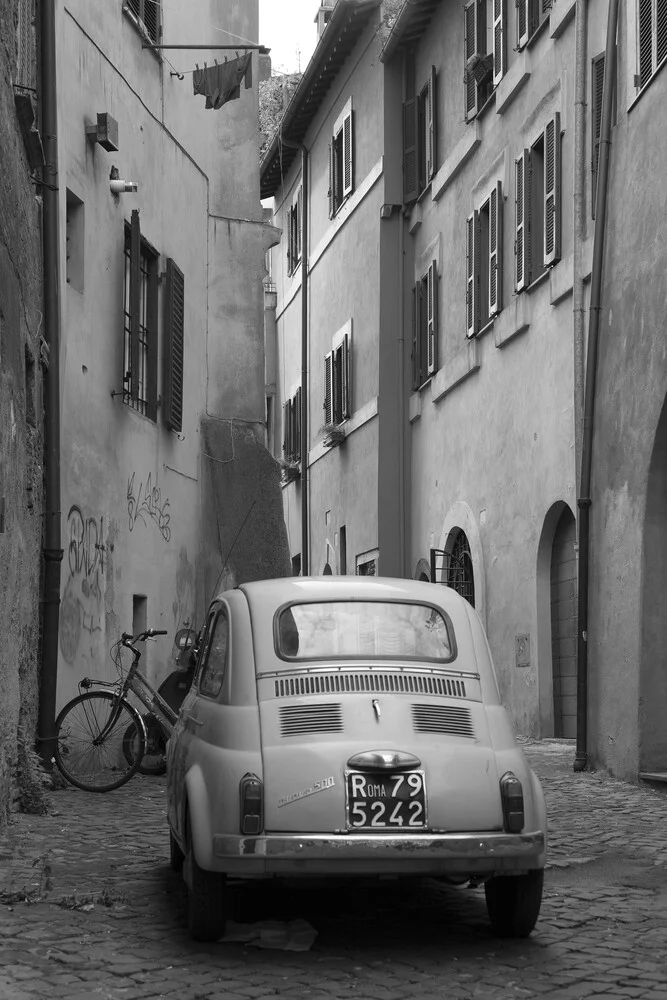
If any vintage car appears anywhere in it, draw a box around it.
[166,577,547,942]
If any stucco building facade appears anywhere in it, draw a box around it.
[263,0,666,779]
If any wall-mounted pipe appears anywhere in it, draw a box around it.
[38,0,64,764]
[574,0,620,772]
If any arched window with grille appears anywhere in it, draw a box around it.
[447,530,475,607]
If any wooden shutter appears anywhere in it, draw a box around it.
[146,254,159,421]
[638,0,654,86]
[328,143,335,218]
[517,0,529,47]
[544,112,561,266]
[343,110,353,197]
[129,209,141,401]
[466,211,480,338]
[294,387,302,460]
[427,261,438,375]
[283,400,290,456]
[492,0,506,85]
[296,186,302,262]
[426,66,437,181]
[324,352,333,425]
[412,285,420,389]
[489,181,503,316]
[515,149,531,291]
[403,51,419,202]
[464,0,479,120]
[341,334,351,419]
[163,259,185,432]
[591,54,605,219]
[658,0,667,64]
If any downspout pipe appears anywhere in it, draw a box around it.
[280,137,309,575]
[38,0,64,764]
[574,0,620,772]
[572,0,588,495]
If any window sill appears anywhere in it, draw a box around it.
[477,317,495,339]
[431,339,480,405]
[525,268,551,294]
[628,56,667,113]
[495,50,531,116]
[494,295,530,348]
[432,123,482,202]
[549,0,577,39]
[525,15,551,50]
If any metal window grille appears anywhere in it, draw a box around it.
[430,534,476,607]
[123,237,151,416]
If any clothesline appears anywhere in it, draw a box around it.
[138,0,261,48]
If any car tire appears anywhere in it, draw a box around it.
[484,869,544,938]
[169,829,185,872]
[185,817,228,942]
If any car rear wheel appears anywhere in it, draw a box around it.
[185,817,228,942]
[484,869,544,938]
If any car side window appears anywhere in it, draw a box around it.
[198,608,229,699]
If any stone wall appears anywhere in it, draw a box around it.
[0,0,44,823]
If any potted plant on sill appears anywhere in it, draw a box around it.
[279,458,301,483]
[322,423,346,448]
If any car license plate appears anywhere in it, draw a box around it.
[345,770,427,830]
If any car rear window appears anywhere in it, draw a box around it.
[276,601,454,661]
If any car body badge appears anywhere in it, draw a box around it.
[278,776,335,808]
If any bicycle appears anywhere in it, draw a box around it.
[54,628,178,792]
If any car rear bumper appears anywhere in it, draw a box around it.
[210,830,546,876]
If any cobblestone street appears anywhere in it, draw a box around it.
[1,741,666,1000]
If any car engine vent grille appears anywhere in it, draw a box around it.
[274,673,467,699]
[279,703,344,738]
[412,704,475,738]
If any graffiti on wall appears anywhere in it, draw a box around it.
[127,471,171,542]
[59,505,106,665]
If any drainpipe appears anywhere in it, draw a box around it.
[281,137,309,575]
[572,0,588,494]
[574,0,620,772]
[38,0,63,764]
[397,208,406,577]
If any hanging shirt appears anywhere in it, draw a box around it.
[192,53,252,110]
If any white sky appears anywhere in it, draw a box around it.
[259,0,320,75]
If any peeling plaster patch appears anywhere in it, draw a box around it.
[10,400,16,440]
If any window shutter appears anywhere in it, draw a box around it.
[658,0,667,65]
[343,110,353,197]
[544,112,562,266]
[341,334,351,419]
[489,181,503,316]
[163,259,185,432]
[427,261,438,375]
[296,186,302,262]
[466,211,480,338]
[412,285,420,389]
[287,206,293,276]
[517,0,529,48]
[493,0,506,85]
[283,401,289,457]
[591,54,605,219]
[638,0,654,86]
[324,351,333,425]
[426,66,437,181]
[142,0,160,42]
[515,149,531,291]
[129,209,141,401]
[464,0,479,120]
[294,387,302,460]
[403,52,419,203]
[17,0,35,89]
[328,143,335,218]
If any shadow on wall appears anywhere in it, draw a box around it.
[201,419,291,603]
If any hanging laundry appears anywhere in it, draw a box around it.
[192,52,252,110]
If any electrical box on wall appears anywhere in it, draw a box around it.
[86,112,119,152]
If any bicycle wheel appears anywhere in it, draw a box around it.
[122,714,167,776]
[54,691,147,792]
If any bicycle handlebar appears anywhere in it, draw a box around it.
[120,628,168,645]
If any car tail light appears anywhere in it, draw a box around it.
[499,771,524,833]
[239,773,263,835]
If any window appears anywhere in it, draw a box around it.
[516,0,552,49]
[638,0,667,86]
[339,525,347,575]
[124,210,158,419]
[324,334,351,426]
[198,609,229,699]
[283,388,301,463]
[328,100,353,217]
[464,0,494,121]
[287,186,302,276]
[163,259,185,432]
[430,536,476,607]
[125,0,161,43]
[403,53,437,203]
[466,182,503,337]
[66,190,85,294]
[412,260,438,388]
[515,113,561,292]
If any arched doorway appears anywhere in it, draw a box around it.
[550,506,577,738]
[446,528,475,607]
[640,397,667,773]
